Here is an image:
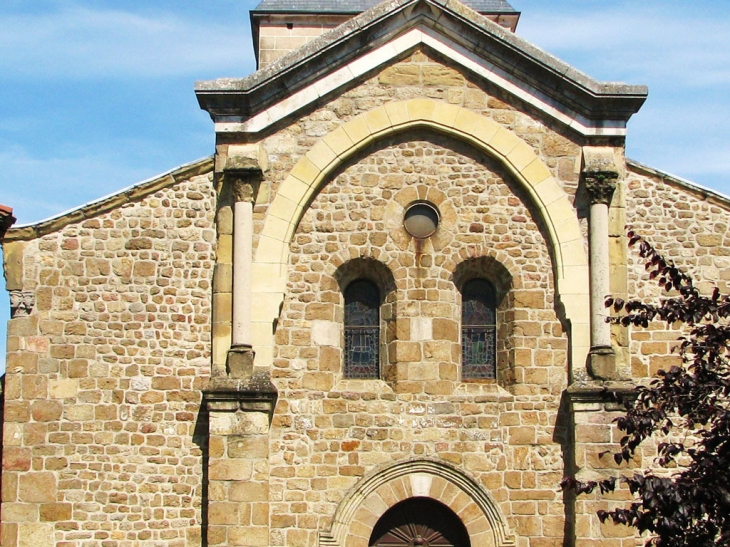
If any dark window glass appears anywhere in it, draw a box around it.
[461,279,497,379]
[344,280,380,379]
[369,497,471,547]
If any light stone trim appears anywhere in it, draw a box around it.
[214,27,628,137]
[252,99,590,377]
[231,199,253,347]
[318,458,515,547]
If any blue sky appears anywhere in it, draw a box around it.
[2,0,730,370]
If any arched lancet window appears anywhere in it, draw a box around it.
[369,497,471,547]
[461,279,497,380]
[344,279,380,379]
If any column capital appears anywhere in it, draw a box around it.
[230,176,259,203]
[582,170,618,205]
[219,143,266,202]
[9,289,34,318]
[581,145,620,205]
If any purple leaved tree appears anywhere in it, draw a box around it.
[562,230,730,547]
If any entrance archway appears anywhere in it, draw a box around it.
[369,498,470,547]
[318,459,514,547]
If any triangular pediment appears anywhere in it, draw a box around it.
[196,0,646,137]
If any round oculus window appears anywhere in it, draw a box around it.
[403,202,440,239]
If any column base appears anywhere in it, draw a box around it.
[226,344,255,379]
[204,374,278,420]
[587,346,617,380]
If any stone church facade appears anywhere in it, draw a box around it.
[2,1,729,546]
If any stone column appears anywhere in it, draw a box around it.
[218,142,267,379]
[582,153,619,380]
[227,178,256,378]
[205,142,277,547]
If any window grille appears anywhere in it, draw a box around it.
[461,279,497,379]
[344,279,380,379]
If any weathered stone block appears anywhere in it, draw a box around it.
[19,473,56,503]
[230,482,269,502]
[379,65,419,85]
[209,459,253,482]
[39,503,72,522]
[228,526,269,546]
[31,400,62,422]
[49,379,78,399]
[228,436,269,459]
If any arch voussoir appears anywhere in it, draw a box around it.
[318,459,515,547]
[255,98,588,379]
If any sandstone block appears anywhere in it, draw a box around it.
[394,342,422,361]
[49,379,78,399]
[230,482,269,502]
[302,372,334,391]
[4,402,30,423]
[31,400,63,422]
[40,503,72,522]
[133,260,156,277]
[379,65,420,86]
[19,473,56,503]
[422,65,464,86]
[228,436,269,459]
[229,526,269,546]
[208,502,239,525]
[18,523,54,547]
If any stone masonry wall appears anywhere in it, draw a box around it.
[2,172,216,547]
[267,132,571,547]
[257,15,350,68]
[250,47,587,255]
[625,169,730,378]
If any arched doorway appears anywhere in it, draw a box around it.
[369,498,471,547]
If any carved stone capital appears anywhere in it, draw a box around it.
[230,176,258,203]
[9,290,34,318]
[583,171,618,205]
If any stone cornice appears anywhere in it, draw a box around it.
[3,157,213,242]
[196,0,647,136]
[566,382,637,412]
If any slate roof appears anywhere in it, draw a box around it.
[252,0,517,14]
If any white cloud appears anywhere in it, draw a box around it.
[514,0,730,194]
[516,3,730,87]
[0,144,166,224]
[0,4,256,79]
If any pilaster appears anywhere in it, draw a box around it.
[211,143,266,377]
[207,142,274,547]
[205,377,277,547]
[582,147,619,380]
[565,384,636,546]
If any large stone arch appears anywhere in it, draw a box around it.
[251,99,589,371]
[318,458,515,547]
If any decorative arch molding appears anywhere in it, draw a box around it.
[333,256,398,299]
[450,253,515,298]
[251,99,590,371]
[318,458,515,547]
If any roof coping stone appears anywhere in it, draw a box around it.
[252,0,516,14]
